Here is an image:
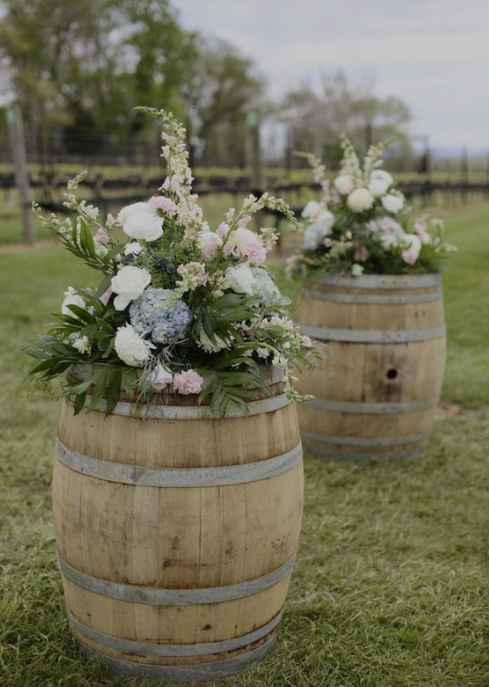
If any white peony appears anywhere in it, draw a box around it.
[111,266,151,311]
[334,174,355,195]
[224,263,256,295]
[369,170,393,197]
[124,241,143,256]
[114,324,153,367]
[382,193,405,214]
[150,364,173,391]
[118,202,163,241]
[347,188,374,213]
[62,287,85,316]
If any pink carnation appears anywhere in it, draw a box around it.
[148,196,177,214]
[173,369,204,395]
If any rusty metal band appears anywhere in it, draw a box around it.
[303,288,442,305]
[91,392,289,419]
[56,439,302,487]
[317,274,442,289]
[302,431,428,447]
[305,398,435,414]
[69,609,283,657]
[79,635,276,681]
[59,557,295,606]
[301,325,446,343]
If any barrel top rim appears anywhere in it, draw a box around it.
[316,273,442,289]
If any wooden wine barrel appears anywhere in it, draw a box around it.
[53,374,303,682]
[296,273,446,460]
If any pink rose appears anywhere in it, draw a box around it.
[224,227,267,264]
[150,364,173,392]
[94,228,110,245]
[173,369,204,395]
[148,196,177,214]
[354,245,369,262]
[198,231,222,259]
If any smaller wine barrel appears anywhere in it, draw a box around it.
[296,273,446,460]
[53,372,303,682]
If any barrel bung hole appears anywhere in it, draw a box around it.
[386,368,398,380]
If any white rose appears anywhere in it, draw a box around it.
[382,193,404,214]
[111,265,151,311]
[347,188,374,213]
[124,241,143,256]
[118,202,163,241]
[334,174,355,195]
[150,364,173,391]
[401,234,422,265]
[302,201,321,221]
[61,287,85,316]
[224,264,256,295]
[369,170,393,197]
[114,324,153,367]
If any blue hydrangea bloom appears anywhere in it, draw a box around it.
[129,288,192,345]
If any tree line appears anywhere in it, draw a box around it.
[0,0,413,168]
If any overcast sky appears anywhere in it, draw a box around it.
[174,0,489,152]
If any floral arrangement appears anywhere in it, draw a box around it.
[289,139,456,278]
[28,108,312,416]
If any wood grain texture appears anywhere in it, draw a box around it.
[297,274,446,460]
[53,386,303,675]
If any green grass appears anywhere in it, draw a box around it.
[1,204,489,686]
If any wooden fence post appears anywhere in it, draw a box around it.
[7,103,34,244]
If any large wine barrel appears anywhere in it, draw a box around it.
[296,273,446,460]
[53,375,303,682]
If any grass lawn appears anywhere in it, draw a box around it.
[1,203,489,686]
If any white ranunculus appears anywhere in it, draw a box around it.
[61,287,85,316]
[224,263,256,295]
[118,202,163,241]
[334,174,355,195]
[111,265,151,311]
[150,364,173,391]
[347,188,374,213]
[382,193,405,214]
[369,170,393,197]
[302,201,321,221]
[114,324,153,367]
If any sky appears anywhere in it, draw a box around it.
[174,0,489,152]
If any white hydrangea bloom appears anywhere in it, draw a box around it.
[302,201,321,221]
[111,266,151,311]
[114,324,153,367]
[224,263,256,295]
